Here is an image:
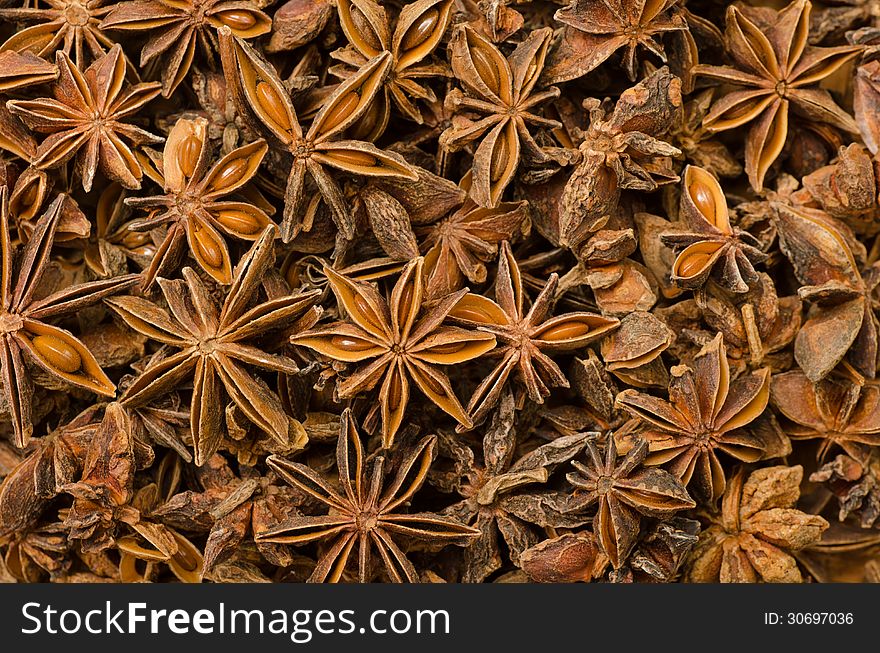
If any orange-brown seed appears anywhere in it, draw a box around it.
[33,334,82,373]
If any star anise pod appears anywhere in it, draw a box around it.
[330,0,455,139]
[772,369,880,463]
[448,241,619,427]
[696,0,862,191]
[0,0,117,68]
[100,0,271,97]
[616,333,773,501]
[0,189,137,447]
[559,67,681,249]
[107,226,320,465]
[6,45,163,192]
[565,435,695,569]
[547,0,688,84]
[127,116,273,287]
[290,256,496,447]
[687,465,828,582]
[417,181,530,299]
[661,165,766,293]
[218,29,418,243]
[256,408,478,583]
[440,25,560,208]
[774,202,880,381]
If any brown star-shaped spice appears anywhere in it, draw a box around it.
[771,370,880,463]
[616,333,773,501]
[696,0,862,190]
[448,241,619,427]
[218,29,418,243]
[6,45,163,192]
[687,465,828,583]
[330,0,455,139]
[290,256,496,447]
[565,436,695,569]
[107,226,320,465]
[0,189,137,448]
[100,0,271,97]
[440,25,560,208]
[0,0,117,68]
[127,116,274,287]
[256,408,478,583]
[661,165,766,293]
[547,0,688,84]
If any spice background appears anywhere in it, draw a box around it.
[0,0,879,584]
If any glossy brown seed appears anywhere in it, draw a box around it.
[471,44,501,92]
[215,209,263,234]
[426,342,468,355]
[193,226,224,268]
[327,150,378,167]
[255,81,290,130]
[321,92,360,133]
[32,334,82,373]
[330,335,376,352]
[210,158,248,191]
[216,10,257,30]
[401,9,439,52]
[490,136,509,182]
[178,135,201,178]
[353,292,384,332]
[388,371,403,409]
[689,178,716,223]
[677,252,712,277]
[539,322,593,341]
[452,304,494,322]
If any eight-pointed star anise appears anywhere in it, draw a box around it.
[290,256,496,447]
[565,435,695,569]
[256,408,478,583]
[448,241,619,427]
[616,333,772,501]
[331,0,455,139]
[0,0,116,68]
[128,116,273,287]
[100,0,271,97]
[0,189,137,448]
[440,25,560,208]
[107,226,320,465]
[218,29,418,243]
[696,0,861,191]
[6,45,163,192]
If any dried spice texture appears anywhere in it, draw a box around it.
[1,0,879,584]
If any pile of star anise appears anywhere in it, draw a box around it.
[2,0,880,584]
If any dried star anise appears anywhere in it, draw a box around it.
[257,408,478,582]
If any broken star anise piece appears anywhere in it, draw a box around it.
[662,165,766,293]
[257,408,478,583]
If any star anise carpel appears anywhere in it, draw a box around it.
[290,256,496,447]
[217,28,419,243]
[107,225,320,465]
[257,408,478,583]
[0,188,138,448]
[6,44,163,192]
[696,0,862,191]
